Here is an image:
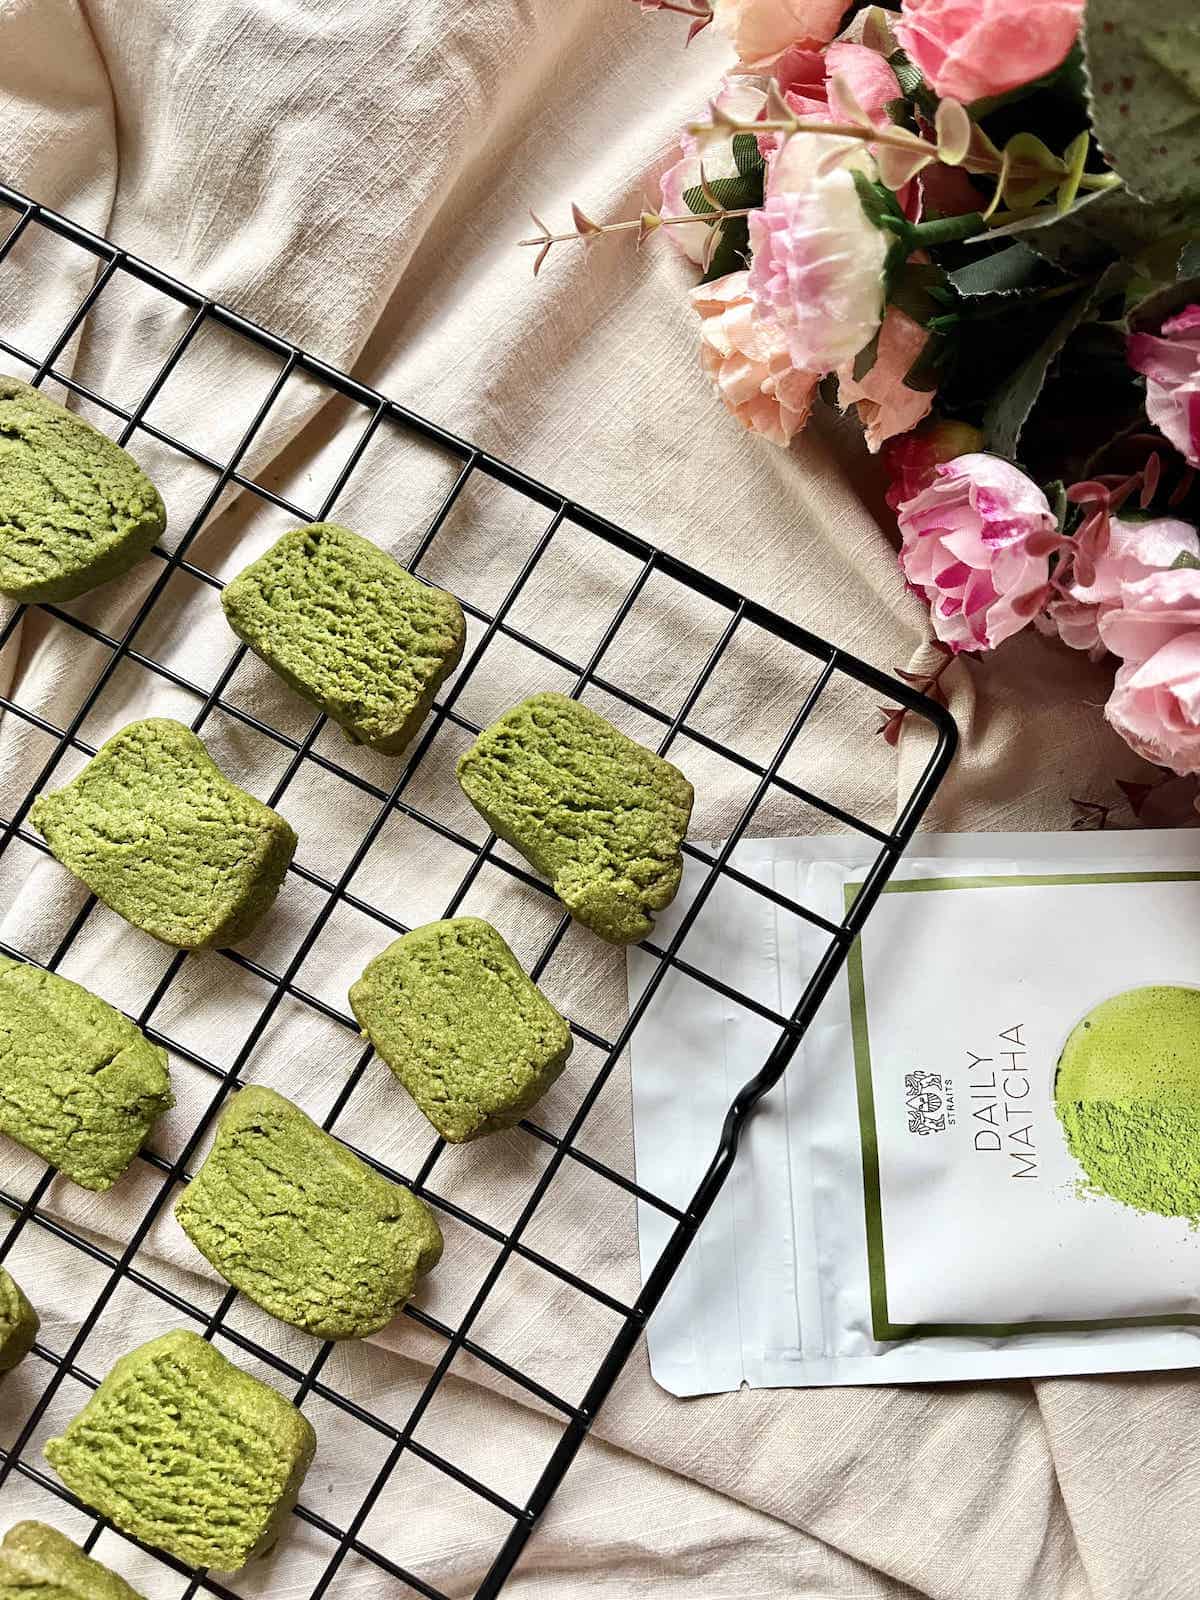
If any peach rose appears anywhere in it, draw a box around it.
[713,0,847,68]
[691,270,819,445]
[836,306,934,452]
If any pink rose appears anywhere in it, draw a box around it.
[882,418,984,509]
[897,452,1057,651]
[766,44,919,215]
[1045,517,1199,657]
[822,41,907,127]
[1100,567,1200,666]
[713,0,847,68]
[660,79,767,265]
[774,40,904,124]
[1127,305,1200,470]
[691,270,820,445]
[1106,643,1200,776]
[748,134,888,372]
[894,0,1086,104]
[836,305,934,451]
[1097,562,1200,774]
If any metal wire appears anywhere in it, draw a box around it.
[0,185,957,1600]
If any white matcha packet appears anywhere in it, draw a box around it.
[628,830,1200,1392]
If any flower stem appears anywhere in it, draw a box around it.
[906,212,987,248]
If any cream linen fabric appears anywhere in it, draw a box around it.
[0,2,1187,1597]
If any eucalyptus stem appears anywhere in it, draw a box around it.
[699,113,1121,191]
[520,206,756,251]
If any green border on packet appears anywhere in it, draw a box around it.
[845,870,1200,1342]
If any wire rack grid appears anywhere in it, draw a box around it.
[0,184,955,1600]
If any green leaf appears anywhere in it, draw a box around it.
[948,242,1058,297]
[732,133,764,180]
[681,166,761,283]
[978,185,1200,271]
[701,217,750,283]
[850,169,906,231]
[889,259,949,323]
[903,334,944,393]
[1083,0,1200,205]
[1044,478,1068,531]
[888,48,925,99]
[1172,550,1200,570]
[1181,239,1200,275]
[1057,131,1091,213]
[681,172,761,217]
[1127,275,1200,332]
[998,132,1067,212]
[980,260,1131,457]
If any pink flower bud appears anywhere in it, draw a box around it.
[1127,305,1200,471]
[882,418,984,509]
[1044,517,1199,657]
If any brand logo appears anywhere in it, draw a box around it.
[904,1069,947,1135]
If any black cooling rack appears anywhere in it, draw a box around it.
[0,184,956,1599]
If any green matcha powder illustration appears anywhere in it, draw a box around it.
[1055,986,1200,1222]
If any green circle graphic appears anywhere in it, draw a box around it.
[1055,985,1200,1221]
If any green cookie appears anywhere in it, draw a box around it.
[176,1085,442,1339]
[0,955,172,1190]
[457,692,693,944]
[0,1269,38,1373]
[0,375,165,603]
[0,1522,146,1599]
[44,1329,316,1572]
[31,719,297,949]
[221,522,465,752]
[350,917,573,1142]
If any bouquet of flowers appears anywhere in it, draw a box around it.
[524,0,1200,817]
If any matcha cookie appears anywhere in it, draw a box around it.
[0,1521,146,1599]
[44,1329,316,1572]
[456,692,694,944]
[176,1086,442,1339]
[349,917,573,1142]
[0,1269,38,1373]
[0,375,165,603]
[0,955,171,1190]
[30,719,297,949]
[221,523,465,753]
